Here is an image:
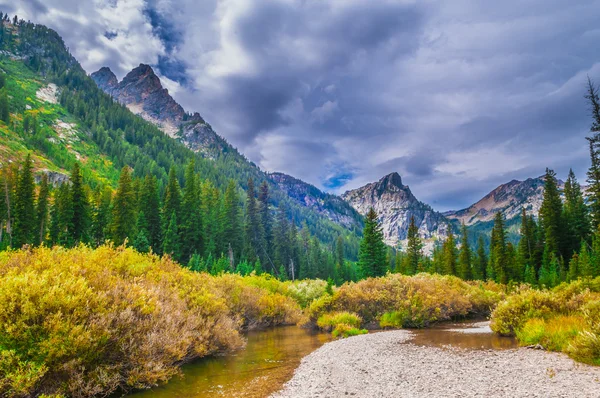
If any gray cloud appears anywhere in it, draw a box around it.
[8,0,600,211]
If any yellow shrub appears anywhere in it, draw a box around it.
[0,245,301,397]
[317,312,362,332]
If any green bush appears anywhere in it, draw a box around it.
[331,324,368,338]
[317,312,362,331]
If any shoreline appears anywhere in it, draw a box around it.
[272,330,600,398]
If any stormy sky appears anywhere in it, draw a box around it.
[6,0,600,211]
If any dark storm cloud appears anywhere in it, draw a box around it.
[10,0,600,211]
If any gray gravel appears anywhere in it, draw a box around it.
[272,330,600,398]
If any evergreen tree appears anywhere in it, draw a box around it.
[244,178,263,264]
[540,168,566,267]
[222,180,242,265]
[133,211,150,253]
[0,90,9,123]
[516,208,535,281]
[579,240,593,278]
[358,208,387,278]
[539,253,560,288]
[473,236,487,281]
[139,175,162,252]
[34,173,49,245]
[91,186,112,246]
[490,212,508,283]
[442,227,457,276]
[163,212,180,260]
[273,203,290,269]
[180,161,202,262]
[110,166,136,245]
[163,166,181,231]
[406,216,422,275]
[69,162,90,244]
[258,181,272,259]
[12,154,35,247]
[586,77,600,230]
[458,223,472,280]
[563,169,590,255]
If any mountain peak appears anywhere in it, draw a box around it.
[90,66,117,92]
[380,172,403,189]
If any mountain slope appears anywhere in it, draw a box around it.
[91,64,229,159]
[268,172,363,230]
[342,172,449,250]
[445,177,546,226]
[0,16,360,256]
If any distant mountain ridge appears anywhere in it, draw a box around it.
[269,172,363,230]
[342,172,449,251]
[445,177,547,225]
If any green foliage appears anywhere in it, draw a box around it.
[331,324,368,338]
[358,208,387,278]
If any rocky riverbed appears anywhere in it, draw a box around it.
[273,329,600,398]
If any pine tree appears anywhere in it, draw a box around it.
[139,175,161,252]
[474,236,487,281]
[34,173,49,245]
[579,240,593,278]
[163,166,181,232]
[442,227,457,276]
[258,181,272,260]
[406,216,422,275]
[490,212,508,283]
[273,203,290,269]
[222,180,242,265]
[133,211,150,254]
[568,253,580,282]
[540,168,566,274]
[0,90,9,123]
[244,178,263,264]
[358,208,387,278]
[163,212,180,260]
[12,154,35,247]
[516,208,535,281]
[585,77,600,230]
[91,186,112,246]
[69,162,90,244]
[458,224,472,280]
[110,166,136,245]
[563,169,590,255]
[180,161,201,262]
[539,253,560,288]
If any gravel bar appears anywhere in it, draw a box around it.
[272,330,600,398]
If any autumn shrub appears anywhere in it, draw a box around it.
[516,316,587,351]
[286,279,328,308]
[0,245,301,397]
[490,277,600,366]
[304,273,503,330]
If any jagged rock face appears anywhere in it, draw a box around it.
[90,67,117,93]
[445,177,548,225]
[91,64,226,157]
[342,172,448,249]
[269,172,362,229]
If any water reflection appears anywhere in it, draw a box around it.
[408,320,518,350]
[130,326,331,398]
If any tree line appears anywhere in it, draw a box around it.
[0,156,358,283]
[358,78,600,286]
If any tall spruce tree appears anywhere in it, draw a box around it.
[585,77,600,230]
[12,154,35,247]
[563,169,590,255]
[91,186,112,246]
[244,178,263,264]
[490,212,508,283]
[180,161,202,262]
[406,216,422,275]
[458,223,472,280]
[139,175,161,252]
[163,166,181,232]
[34,173,49,245]
[539,168,565,262]
[474,236,487,281]
[69,162,90,244]
[358,208,387,278]
[222,180,242,265]
[442,227,457,276]
[110,166,136,245]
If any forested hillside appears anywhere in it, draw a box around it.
[0,14,361,279]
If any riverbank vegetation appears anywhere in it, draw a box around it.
[304,273,504,333]
[0,245,305,397]
[491,277,600,365]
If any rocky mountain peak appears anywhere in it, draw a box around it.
[342,173,448,251]
[90,66,117,93]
